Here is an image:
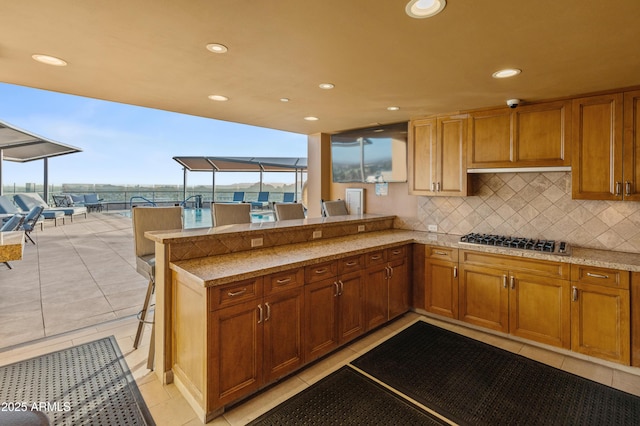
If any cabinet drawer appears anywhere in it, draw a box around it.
[305,261,337,283]
[460,250,570,280]
[387,245,407,261]
[265,268,304,294]
[209,277,263,311]
[571,264,630,289]
[426,246,458,262]
[365,250,386,267]
[338,255,365,275]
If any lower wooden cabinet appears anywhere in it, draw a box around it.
[570,265,630,365]
[424,246,459,319]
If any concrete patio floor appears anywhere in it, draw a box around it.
[0,212,148,350]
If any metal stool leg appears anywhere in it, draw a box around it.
[134,277,154,349]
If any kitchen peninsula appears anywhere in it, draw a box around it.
[146,214,640,422]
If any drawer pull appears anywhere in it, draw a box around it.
[276,277,292,285]
[370,254,382,260]
[586,272,609,279]
[434,250,447,256]
[572,286,578,302]
[345,261,358,266]
[227,288,247,297]
[315,268,328,274]
[392,249,402,255]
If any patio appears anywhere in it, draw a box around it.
[0,212,148,350]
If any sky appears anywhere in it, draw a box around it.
[0,82,307,186]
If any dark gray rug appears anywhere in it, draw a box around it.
[352,321,640,425]
[248,366,447,425]
[0,336,154,425]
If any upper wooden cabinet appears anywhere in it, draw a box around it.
[623,90,640,201]
[467,100,571,169]
[409,114,469,196]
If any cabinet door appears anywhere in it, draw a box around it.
[513,100,571,166]
[571,282,630,365]
[388,256,410,320]
[263,287,304,383]
[408,117,436,195]
[436,115,468,196]
[623,90,640,201]
[468,108,512,167]
[337,270,365,344]
[425,258,458,319]
[209,299,263,408]
[459,263,509,332]
[572,93,624,200]
[304,278,338,361]
[509,272,570,349]
[364,264,389,330]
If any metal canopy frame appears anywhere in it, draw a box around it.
[0,119,82,200]
[173,156,307,203]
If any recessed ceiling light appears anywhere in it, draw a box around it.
[387,106,400,111]
[32,54,67,66]
[304,116,319,121]
[406,0,446,19]
[280,98,290,102]
[208,94,229,101]
[206,43,228,53]
[319,83,335,90]
[492,68,522,79]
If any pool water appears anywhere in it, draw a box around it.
[118,208,274,229]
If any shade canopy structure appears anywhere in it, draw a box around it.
[0,119,82,200]
[173,156,307,203]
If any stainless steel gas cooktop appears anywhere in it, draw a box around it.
[459,233,571,256]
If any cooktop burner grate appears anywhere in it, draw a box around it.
[459,233,570,255]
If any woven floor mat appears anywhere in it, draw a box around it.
[352,321,640,426]
[248,366,448,425]
[0,336,154,425]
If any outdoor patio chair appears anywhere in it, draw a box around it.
[13,193,82,224]
[0,194,22,221]
[212,202,251,226]
[232,191,245,203]
[83,193,105,212]
[274,202,305,221]
[1,214,26,269]
[132,206,183,369]
[250,191,270,210]
[20,206,45,244]
[282,192,295,203]
[322,199,350,216]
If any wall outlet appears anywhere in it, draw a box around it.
[357,225,365,232]
[312,230,322,239]
[251,237,263,248]
[428,224,438,232]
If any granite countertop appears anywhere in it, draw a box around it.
[170,230,640,288]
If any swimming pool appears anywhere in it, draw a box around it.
[117,208,274,228]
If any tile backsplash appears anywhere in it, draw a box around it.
[413,172,640,253]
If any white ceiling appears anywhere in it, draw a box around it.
[1,0,639,135]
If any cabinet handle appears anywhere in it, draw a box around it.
[257,304,263,323]
[315,268,328,274]
[453,266,458,278]
[615,181,622,196]
[276,277,292,285]
[626,181,632,196]
[434,250,447,256]
[510,276,515,290]
[371,254,382,260]
[346,261,357,266]
[265,302,271,321]
[436,182,441,192]
[392,249,402,255]
[389,266,394,278]
[572,286,578,302]
[431,182,436,192]
[586,272,609,279]
[502,275,508,289]
[227,287,247,297]
[333,281,339,297]
[338,280,344,295]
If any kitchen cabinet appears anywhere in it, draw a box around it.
[424,246,459,319]
[467,101,571,168]
[459,250,571,348]
[304,256,365,361]
[623,90,640,201]
[364,246,410,330]
[570,265,630,365]
[408,115,469,196]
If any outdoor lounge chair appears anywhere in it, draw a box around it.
[83,193,105,212]
[211,203,251,226]
[0,214,25,269]
[250,191,270,210]
[231,191,245,203]
[282,192,295,203]
[274,202,305,221]
[13,193,85,223]
[322,199,350,216]
[20,206,44,244]
[0,194,22,221]
[132,206,183,369]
